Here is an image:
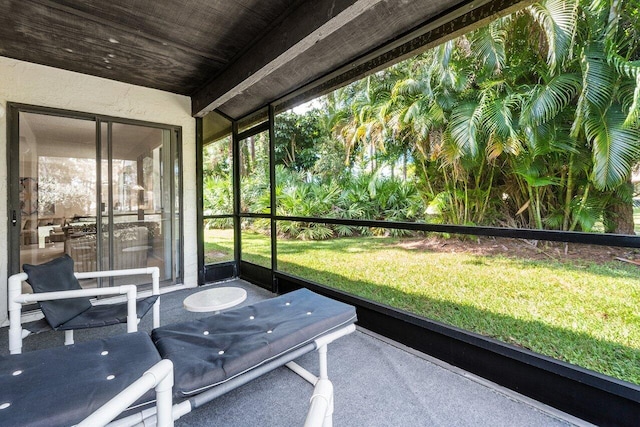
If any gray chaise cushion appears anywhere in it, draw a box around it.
[23,255,92,328]
[152,288,357,397]
[0,331,160,427]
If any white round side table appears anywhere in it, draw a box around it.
[183,287,247,313]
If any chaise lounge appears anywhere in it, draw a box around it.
[2,275,357,426]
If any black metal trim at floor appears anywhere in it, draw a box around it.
[276,272,640,427]
[203,262,236,283]
[239,261,273,292]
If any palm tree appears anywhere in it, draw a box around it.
[329,0,640,233]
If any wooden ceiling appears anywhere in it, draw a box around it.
[0,0,526,120]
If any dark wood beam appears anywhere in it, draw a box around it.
[30,0,228,63]
[191,0,383,117]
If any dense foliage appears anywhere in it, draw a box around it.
[204,0,640,239]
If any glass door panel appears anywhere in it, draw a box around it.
[11,107,182,293]
[110,123,174,283]
[18,112,97,290]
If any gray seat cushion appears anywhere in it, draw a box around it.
[56,295,158,330]
[0,331,160,427]
[152,288,357,397]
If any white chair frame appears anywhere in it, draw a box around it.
[8,266,160,355]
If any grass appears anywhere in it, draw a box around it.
[205,229,640,385]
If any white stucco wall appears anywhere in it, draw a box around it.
[0,56,197,325]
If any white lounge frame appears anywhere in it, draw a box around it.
[78,359,175,427]
[8,266,160,355]
[296,324,357,427]
[106,324,356,427]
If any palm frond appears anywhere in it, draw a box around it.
[586,104,640,190]
[523,73,581,126]
[609,55,640,80]
[391,78,428,98]
[448,101,485,159]
[434,40,455,69]
[547,126,580,154]
[569,192,603,232]
[486,136,523,161]
[483,93,520,141]
[470,23,507,73]
[527,0,578,72]
[403,101,423,124]
[623,72,640,127]
[581,43,616,113]
[515,172,561,188]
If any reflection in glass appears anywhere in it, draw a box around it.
[19,113,97,287]
[110,123,174,283]
[18,112,180,290]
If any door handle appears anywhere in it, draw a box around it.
[11,210,17,226]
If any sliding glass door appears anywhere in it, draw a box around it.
[9,105,182,290]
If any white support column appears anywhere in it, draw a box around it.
[8,272,28,354]
[318,345,328,380]
[126,286,137,333]
[305,379,334,427]
[64,330,74,345]
[150,266,160,329]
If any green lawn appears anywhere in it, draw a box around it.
[205,229,640,385]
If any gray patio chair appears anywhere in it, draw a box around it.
[8,254,160,354]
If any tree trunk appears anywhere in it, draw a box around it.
[369,143,375,173]
[249,136,256,165]
[403,152,407,181]
[604,182,635,235]
[605,202,635,234]
[605,212,634,236]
